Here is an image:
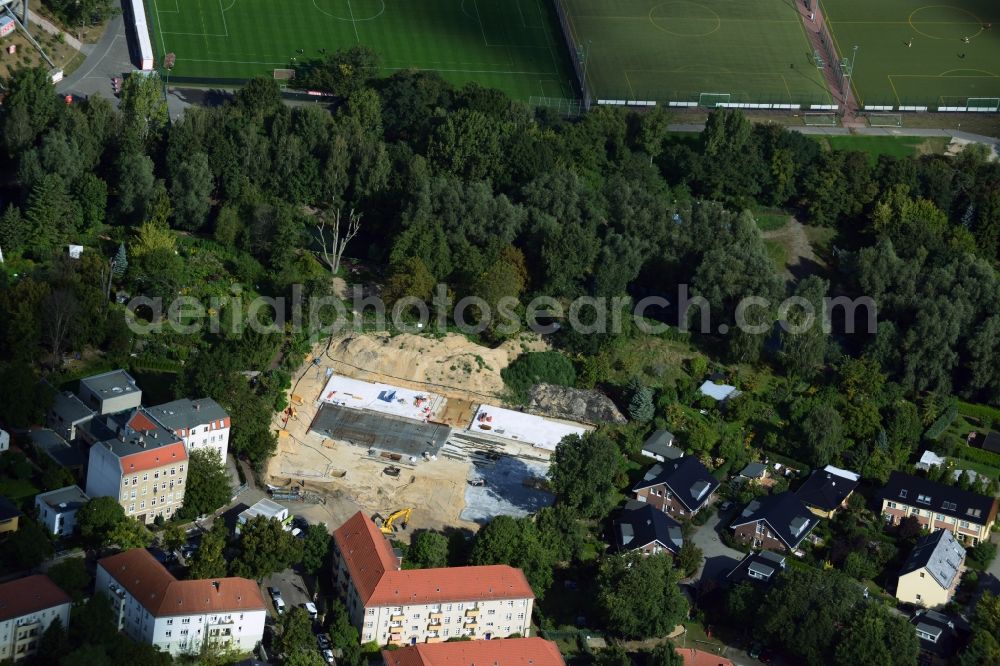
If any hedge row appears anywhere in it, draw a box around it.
[954,443,1000,469]
[924,402,958,441]
[957,401,1000,425]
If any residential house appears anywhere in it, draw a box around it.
[332,511,534,647]
[795,465,860,518]
[880,471,999,546]
[85,409,188,524]
[147,398,231,462]
[0,428,8,454]
[981,431,1000,455]
[0,575,72,663]
[381,637,565,666]
[28,429,87,477]
[675,648,735,666]
[77,370,142,416]
[640,430,683,463]
[730,492,817,554]
[739,462,768,481]
[0,497,19,534]
[236,499,288,534]
[97,548,266,657]
[47,392,95,441]
[725,551,787,588]
[632,457,720,518]
[610,500,683,556]
[911,610,969,666]
[34,485,89,537]
[896,530,966,608]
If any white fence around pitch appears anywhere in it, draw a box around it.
[597,99,657,107]
[127,0,154,70]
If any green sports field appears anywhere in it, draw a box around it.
[822,0,1000,107]
[145,0,575,100]
[557,0,831,105]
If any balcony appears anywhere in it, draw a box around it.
[426,636,444,643]
[465,621,479,629]
[465,608,480,617]
[429,612,443,620]
[427,623,442,631]
[390,614,405,622]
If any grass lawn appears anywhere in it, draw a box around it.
[147,0,575,100]
[821,135,951,159]
[948,457,1000,481]
[764,238,790,272]
[0,477,41,504]
[822,0,1000,107]
[754,210,791,232]
[561,0,830,104]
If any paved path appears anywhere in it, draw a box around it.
[56,14,129,102]
[668,122,1000,148]
[691,507,745,583]
[27,10,89,54]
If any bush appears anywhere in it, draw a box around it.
[954,444,1000,468]
[924,402,958,441]
[692,505,716,526]
[967,541,998,571]
[501,351,576,403]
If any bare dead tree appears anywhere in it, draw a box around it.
[315,207,362,275]
[43,288,80,363]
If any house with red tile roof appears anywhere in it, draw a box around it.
[85,408,188,524]
[333,511,535,647]
[382,637,564,666]
[675,647,734,666]
[0,575,72,663]
[97,548,266,657]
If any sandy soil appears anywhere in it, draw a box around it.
[762,217,825,282]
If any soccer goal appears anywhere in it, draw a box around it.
[868,113,903,128]
[528,96,583,117]
[699,92,731,108]
[966,97,1000,112]
[273,68,295,81]
[803,112,838,126]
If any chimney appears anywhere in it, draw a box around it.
[212,581,220,592]
[195,403,201,412]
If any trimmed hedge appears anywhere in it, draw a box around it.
[957,401,1000,425]
[954,443,1000,469]
[924,402,958,441]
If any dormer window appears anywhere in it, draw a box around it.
[916,494,931,505]
[899,490,908,499]
[942,501,957,511]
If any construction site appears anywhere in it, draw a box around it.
[265,332,597,537]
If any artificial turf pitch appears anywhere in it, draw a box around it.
[821,0,1000,108]
[557,0,831,105]
[145,0,575,100]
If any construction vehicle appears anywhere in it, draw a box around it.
[372,508,412,534]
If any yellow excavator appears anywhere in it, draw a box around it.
[373,508,412,534]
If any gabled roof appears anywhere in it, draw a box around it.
[740,462,768,479]
[883,471,998,525]
[795,465,860,511]
[730,492,817,551]
[900,529,966,590]
[333,512,534,607]
[98,549,265,617]
[0,575,71,621]
[911,610,967,658]
[613,500,683,554]
[982,432,1000,455]
[148,398,229,432]
[632,458,720,512]
[641,430,682,459]
[382,638,565,666]
[676,648,735,666]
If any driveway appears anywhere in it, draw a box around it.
[263,568,313,620]
[690,506,745,583]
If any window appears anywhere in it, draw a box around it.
[920,572,925,578]
[887,501,896,509]
[153,484,158,493]
[942,501,957,511]
[182,619,190,624]
[917,494,931,505]
[367,609,375,616]
[960,521,970,529]
[899,490,908,499]
[167,620,173,625]
[180,630,188,636]
[171,467,176,475]
[916,594,922,601]
[132,476,138,484]
[131,490,136,500]
[143,473,148,481]
[139,502,145,510]
[129,504,135,512]
[151,498,156,506]
[165,631,172,637]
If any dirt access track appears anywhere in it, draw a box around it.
[266,332,551,538]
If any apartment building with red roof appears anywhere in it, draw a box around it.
[382,637,565,666]
[85,408,188,524]
[333,511,535,647]
[97,549,266,657]
[0,575,72,663]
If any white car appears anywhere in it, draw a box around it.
[321,649,335,664]
[273,597,286,614]
[302,602,318,620]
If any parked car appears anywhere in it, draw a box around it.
[321,649,335,664]
[719,500,733,512]
[316,633,331,650]
[267,587,279,598]
[302,602,318,620]
[273,597,286,614]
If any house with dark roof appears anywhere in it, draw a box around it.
[0,575,72,663]
[632,457,719,517]
[640,430,683,462]
[881,471,999,547]
[739,462,768,481]
[726,551,787,588]
[610,500,683,556]
[96,548,265,656]
[910,610,969,666]
[47,391,95,441]
[333,511,534,647]
[981,431,1000,455]
[382,637,565,666]
[795,465,860,518]
[84,408,188,524]
[896,530,966,608]
[730,492,817,554]
[148,398,231,462]
[0,496,19,534]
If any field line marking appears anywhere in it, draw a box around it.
[531,0,563,79]
[516,0,527,29]
[381,65,562,75]
[472,0,489,47]
[156,0,179,14]
[792,0,830,104]
[888,75,901,106]
[624,69,635,98]
[346,0,360,42]
[161,30,228,37]
[781,73,792,102]
[221,0,237,12]
[151,0,169,61]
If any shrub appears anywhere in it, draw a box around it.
[924,402,958,441]
[967,541,997,571]
[501,351,576,403]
